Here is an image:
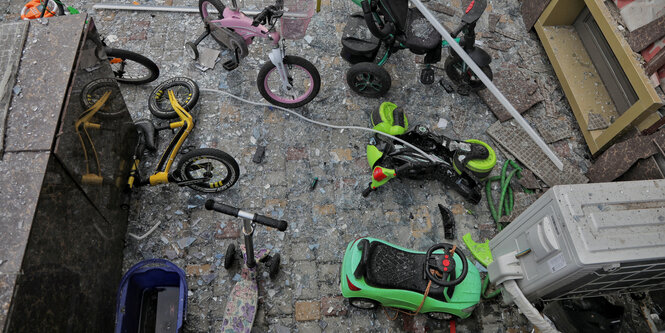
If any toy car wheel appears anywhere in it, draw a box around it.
[267,253,281,279]
[224,243,236,269]
[426,312,454,321]
[349,298,379,309]
[346,62,391,98]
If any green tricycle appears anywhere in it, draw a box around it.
[340,237,481,320]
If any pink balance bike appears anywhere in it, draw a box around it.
[186,0,321,108]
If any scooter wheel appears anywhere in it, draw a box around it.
[267,253,280,279]
[224,243,236,269]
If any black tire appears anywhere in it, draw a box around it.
[106,48,160,85]
[80,78,126,118]
[452,177,481,205]
[444,56,492,91]
[426,312,455,321]
[176,148,239,193]
[267,253,280,279]
[224,243,236,269]
[185,41,199,60]
[55,2,65,15]
[148,77,200,119]
[199,0,226,21]
[346,62,391,98]
[257,55,321,108]
[349,298,379,310]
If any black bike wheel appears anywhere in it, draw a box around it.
[148,77,200,119]
[224,243,236,269]
[80,78,126,118]
[257,55,321,108]
[106,48,159,85]
[176,148,240,193]
[199,0,225,21]
[444,56,492,91]
[55,2,65,15]
[346,62,391,98]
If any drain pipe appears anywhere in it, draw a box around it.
[502,280,560,333]
[489,251,560,332]
[409,0,564,171]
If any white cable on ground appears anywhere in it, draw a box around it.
[200,88,439,163]
[502,280,560,333]
[129,221,162,240]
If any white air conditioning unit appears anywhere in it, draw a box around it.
[487,179,665,303]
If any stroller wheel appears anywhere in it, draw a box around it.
[444,56,492,92]
[346,62,391,98]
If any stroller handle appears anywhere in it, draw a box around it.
[361,0,394,39]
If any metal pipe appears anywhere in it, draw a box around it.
[92,3,309,17]
[410,0,564,171]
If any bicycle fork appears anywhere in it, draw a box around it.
[268,46,295,98]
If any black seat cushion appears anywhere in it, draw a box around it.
[404,8,441,54]
[365,241,450,301]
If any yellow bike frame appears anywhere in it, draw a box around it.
[127,91,193,189]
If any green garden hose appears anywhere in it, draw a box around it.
[485,160,522,230]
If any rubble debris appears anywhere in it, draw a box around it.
[618,156,664,181]
[253,145,266,163]
[517,169,541,189]
[487,40,514,51]
[177,236,196,249]
[537,117,573,143]
[487,120,588,186]
[628,15,665,52]
[197,46,220,70]
[520,0,551,31]
[586,130,665,182]
[478,69,544,121]
[427,3,456,16]
[488,14,501,32]
[586,112,610,131]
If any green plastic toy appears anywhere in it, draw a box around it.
[370,102,408,136]
[340,237,481,319]
[462,233,493,267]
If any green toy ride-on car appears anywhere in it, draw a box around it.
[340,237,481,319]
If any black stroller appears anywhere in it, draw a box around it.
[341,0,492,97]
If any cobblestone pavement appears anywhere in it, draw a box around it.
[2,0,598,331]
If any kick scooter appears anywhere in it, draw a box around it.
[205,200,288,332]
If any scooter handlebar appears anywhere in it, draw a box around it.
[205,200,288,231]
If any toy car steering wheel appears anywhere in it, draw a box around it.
[424,243,468,287]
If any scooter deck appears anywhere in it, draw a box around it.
[220,279,258,333]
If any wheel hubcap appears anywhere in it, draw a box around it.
[354,73,382,92]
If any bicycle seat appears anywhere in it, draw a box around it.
[403,8,441,54]
[355,240,455,301]
[135,119,157,151]
[461,0,487,24]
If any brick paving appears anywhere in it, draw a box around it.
[0,0,600,331]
